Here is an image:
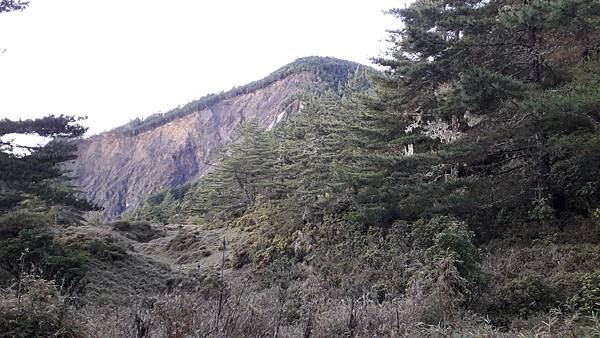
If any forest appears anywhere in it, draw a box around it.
[2,0,600,337]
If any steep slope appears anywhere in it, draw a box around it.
[71,57,367,219]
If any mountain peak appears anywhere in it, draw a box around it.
[110,56,370,137]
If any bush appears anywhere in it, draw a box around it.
[574,270,600,314]
[110,220,165,243]
[0,271,84,337]
[484,273,561,326]
[528,197,556,221]
[0,227,87,288]
[231,248,251,269]
[411,217,482,285]
[0,210,50,237]
[63,235,127,262]
[88,239,127,261]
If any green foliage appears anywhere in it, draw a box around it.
[344,0,600,242]
[575,271,600,314]
[0,115,96,214]
[189,119,283,222]
[437,68,527,119]
[528,197,556,221]
[0,210,51,237]
[486,274,560,325]
[473,240,600,326]
[62,235,127,262]
[0,115,94,293]
[110,220,164,243]
[0,225,87,289]
[87,239,127,261]
[125,187,190,224]
[419,218,480,280]
[311,218,411,300]
[108,0,600,330]
[129,69,373,227]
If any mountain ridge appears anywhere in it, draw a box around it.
[72,56,371,219]
[108,56,370,137]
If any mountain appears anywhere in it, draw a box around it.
[71,57,368,219]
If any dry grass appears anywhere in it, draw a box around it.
[74,273,600,338]
[9,223,600,337]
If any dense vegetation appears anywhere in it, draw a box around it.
[110,56,370,137]
[3,0,600,336]
[0,114,97,336]
[126,0,600,333]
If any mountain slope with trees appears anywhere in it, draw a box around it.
[125,0,600,334]
[3,0,600,336]
[72,57,372,219]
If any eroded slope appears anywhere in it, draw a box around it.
[72,72,312,218]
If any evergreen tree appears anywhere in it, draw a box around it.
[188,120,281,221]
[274,89,354,224]
[0,115,91,286]
[0,0,28,13]
[0,115,94,215]
[349,0,600,237]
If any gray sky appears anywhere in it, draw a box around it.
[0,0,406,135]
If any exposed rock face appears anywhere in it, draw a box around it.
[73,72,313,219]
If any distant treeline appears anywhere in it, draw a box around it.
[110,56,371,137]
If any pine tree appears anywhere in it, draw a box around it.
[269,90,348,223]
[0,115,94,215]
[0,0,28,13]
[343,0,600,235]
[188,120,281,221]
[0,115,91,286]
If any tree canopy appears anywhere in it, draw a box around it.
[127,0,600,328]
[0,0,28,13]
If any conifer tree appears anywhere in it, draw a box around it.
[344,0,600,234]
[0,115,94,214]
[189,120,281,221]
[272,90,353,224]
[0,0,28,13]
[0,115,92,286]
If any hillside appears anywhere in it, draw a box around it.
[116,0,600,335]
[3,1,600,337]
[71,57,370,219]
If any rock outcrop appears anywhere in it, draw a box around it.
[73,72,312,219]
[71,56,368,219]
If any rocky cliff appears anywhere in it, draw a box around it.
[73,72,311,218]
[71,57,367,219]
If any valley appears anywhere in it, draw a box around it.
[2,1,600,337]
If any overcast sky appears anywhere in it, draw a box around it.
[0,0,407,135]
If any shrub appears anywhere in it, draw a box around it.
[574,270,600,314]
[0,227,87,288]
[63,235,127,262]
[231,248,251,269]
[110,220,165,243]
[411,217,482,285]
[0,210,50,237]
[88,239,127,261]
[484,273,561,326]
[0,271,84,337]
[528,197,556,221]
